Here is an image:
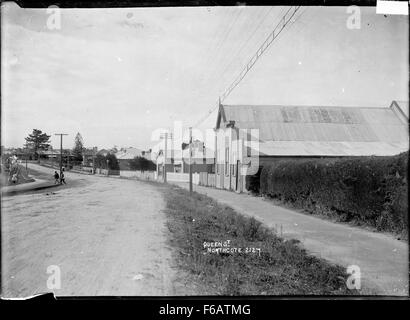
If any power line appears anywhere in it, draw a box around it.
[193,7,282,127]
[211,8,266,82]
[192,6,302,129]
[192,8,275,129]
[201,9,230,68]
[216,7,276,84]
[204,8,244,83]
[220,6,300,103]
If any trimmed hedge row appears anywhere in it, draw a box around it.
[245,167,262,194]
[260,152,408,235]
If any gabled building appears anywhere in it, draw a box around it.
[96,149,110,157]
[180,140,215,173]
[116,147,142,170]
[215,101,409,193]
[155,140,215,178]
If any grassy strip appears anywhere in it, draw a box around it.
[159,183,358,296]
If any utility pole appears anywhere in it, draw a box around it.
[189,127,193,194]
[92,147,97,174]
[54,133,68,183]
[164,132,168,183]
[160,131,172,183]
[24,142,28,173]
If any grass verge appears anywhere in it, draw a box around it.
[158,183,359,296]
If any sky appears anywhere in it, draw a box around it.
[1,2,408,150]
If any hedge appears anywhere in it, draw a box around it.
[245,167,262,194]
[260,152,408,235]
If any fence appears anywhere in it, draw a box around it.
[166,172,200,184]
[119,170,156,180]
[95,168,120,176]
[198,172,216,187]
[167,172,189,182]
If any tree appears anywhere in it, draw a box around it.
[72,132,84,162]
[95,154,107,169]
[106,153,120,170]
[25,129,51,160]
[129,156,156,172]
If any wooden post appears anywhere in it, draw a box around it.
[92,147,96,174]
[189,127,193,194]
[54,133,68,183]
[164,132,168,183]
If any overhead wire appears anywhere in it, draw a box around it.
[192,6,304,129]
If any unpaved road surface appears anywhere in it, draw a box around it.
[173,182,409,296]
[1,164,177,297]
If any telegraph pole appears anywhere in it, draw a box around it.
[24,142,28,173]
[160,131,172,183]
[189,127,193,194]
[92,147,97,174]
[54,133,68,183]
[164,132,168,183]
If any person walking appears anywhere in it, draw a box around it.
[60,170,66,184]
[54,171,59,184]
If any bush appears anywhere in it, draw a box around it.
[129,156,156,172]
[95,153,120,170]
[260,152,408,235]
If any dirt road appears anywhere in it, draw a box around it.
[1,164,177,297]
[173,182,409,296]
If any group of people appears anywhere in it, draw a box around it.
[54,169,66,185]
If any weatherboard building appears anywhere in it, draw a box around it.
[213,100,409,193]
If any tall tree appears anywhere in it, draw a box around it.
[25,129,51,160]
[72,132,84,162]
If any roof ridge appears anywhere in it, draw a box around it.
[221,104,389,109]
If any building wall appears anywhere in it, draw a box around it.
[182,163,214,174]
[215,126,255,192]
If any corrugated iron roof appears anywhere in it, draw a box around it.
[116,147,143,160]
[391,100,409,120]
[259,141,409,157]
[218,103,409,157]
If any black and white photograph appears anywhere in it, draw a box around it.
[0,0,408,303]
